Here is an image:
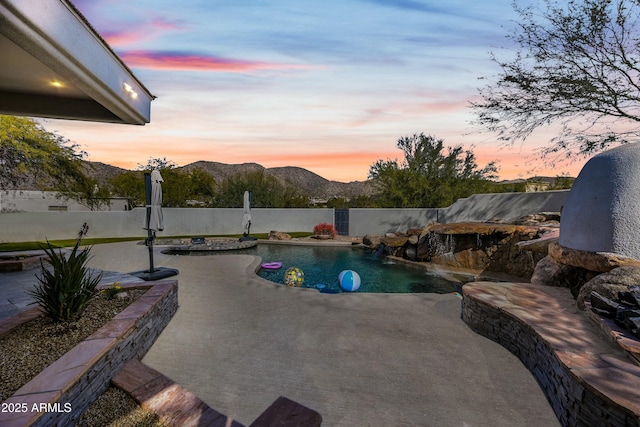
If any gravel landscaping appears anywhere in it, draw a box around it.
[0,288,164,424]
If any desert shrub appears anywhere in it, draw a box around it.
[29,223,102,322]
[313,223,337,238]
[103,283,122,300]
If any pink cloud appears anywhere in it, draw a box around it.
[101,17,186,47]
[119,50,316,72]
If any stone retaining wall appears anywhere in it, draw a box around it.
[462,295,582,425]
[462,283,640,426]
[0,280,178,426]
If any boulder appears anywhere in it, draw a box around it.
[577,266,640,310]
[268,231,292,241]
[380,235,409,248]
[516,229,559,254]
[548,242,640,273]
[531,255,598,298]
[509,212,561,226]
[363,234,382,247]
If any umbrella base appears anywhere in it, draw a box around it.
[239,236,258,242]
[129,267,179,281]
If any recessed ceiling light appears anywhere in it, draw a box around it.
[51,81,63,87]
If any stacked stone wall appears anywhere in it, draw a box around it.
[0,281,178,426]
[462,294,638,426]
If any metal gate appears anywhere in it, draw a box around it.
[334,209,349,236]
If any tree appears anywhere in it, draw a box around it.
[111,158,217,208]
[109,171,145,209]
[0,115,110,209]
[369,133,498,207]
[472,0,640,163]
[215,170,308,208]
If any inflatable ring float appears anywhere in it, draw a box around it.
[261,262,283,270]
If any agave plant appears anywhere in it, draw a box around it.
[29,223,102,322]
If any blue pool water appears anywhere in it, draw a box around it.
[225,244,476,293]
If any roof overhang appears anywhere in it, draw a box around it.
[0,0,154,125]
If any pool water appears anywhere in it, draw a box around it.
[227,244,476,293]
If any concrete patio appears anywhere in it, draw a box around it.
[76,241,558,426]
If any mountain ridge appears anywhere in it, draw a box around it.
[83,160,377,198]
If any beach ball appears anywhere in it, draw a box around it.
[339,270,361,292]
[284,267,305,287]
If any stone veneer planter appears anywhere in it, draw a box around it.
[0,280,178,427]
[462,281,640,426]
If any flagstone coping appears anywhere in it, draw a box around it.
[0,280,178,427]
[462,281,640,426]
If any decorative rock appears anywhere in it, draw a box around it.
[560,143,640,259]
[418,223,440,241]
[405,245,417,261]
[590,292,620,317]
[548,242,640,273]
[509,212,561,226]
[406,228,422,236]
[516,229,559,254]
[531,255,597,297]
[380,235,409,248]
[268,231,292,240]
[577,266,640,310]
[363,234,382,247]
[114,292,129,299]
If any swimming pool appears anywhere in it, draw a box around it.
[225,243,476,293]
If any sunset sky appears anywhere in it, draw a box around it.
[44,0,589,182]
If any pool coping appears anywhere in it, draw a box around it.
[0,279,178,426]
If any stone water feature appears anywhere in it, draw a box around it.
[364,213,559,279]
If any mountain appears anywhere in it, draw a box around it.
[181,161,377,198]
[81,161,128,187]
[80,160,376,199]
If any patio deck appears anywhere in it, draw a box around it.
[84,241,558,426]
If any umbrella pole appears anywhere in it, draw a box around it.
[145,173,155,273]
[147,227,155,273]
[130,171,178,281]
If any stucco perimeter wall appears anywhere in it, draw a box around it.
[0,191,569,242]
[349,190,569,236]
[439,190,569,223]
[348,208,439,236]
[0,208,334,242]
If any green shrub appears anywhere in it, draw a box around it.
[29,223,102,322]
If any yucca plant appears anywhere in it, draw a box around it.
[29,223,102,322]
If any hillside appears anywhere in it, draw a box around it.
[78,160,377,199]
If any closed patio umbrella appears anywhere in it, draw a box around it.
[242,190,251,235]
[131,170,178,281]
[147,169,164,232]
[240,190,257,241]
